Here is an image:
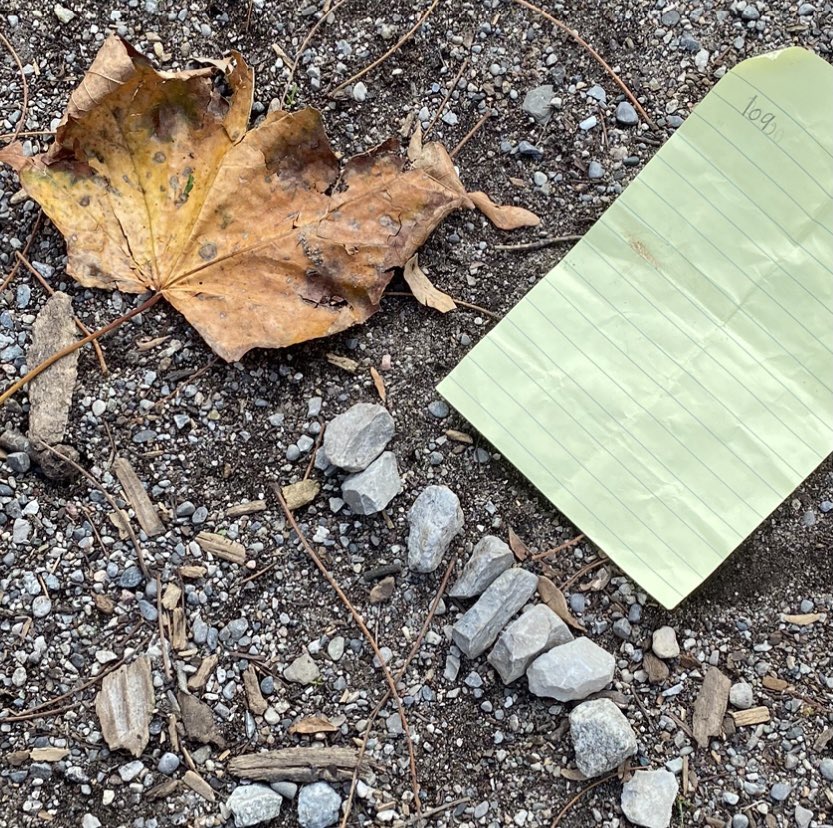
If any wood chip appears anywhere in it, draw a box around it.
[195,532,246,565]
[243,666,268,715]
[782,612,823,626]
[762,675,790,693]
[170,608,186,651]
[161,583,182,611]
[136,335,170,351]
[108,509,131,540]
[112,458,164,537]
[643,652,670,685]
[537,576,585,632]
[168,713,180,753]
[730,706,771,727]
[228,747,373,783]
[559,767,587,781]
[281,480,320,511]
[369,575,395,604]
[692,667,731,748]
[444,429,472,444]
[813,726,833,752]
[288,715,339,735]
[508,527,529,562]
[179,565,207,579]
[94,594,115,614]
[326,353,359,373]
[188,655,218,691]
[225,500,267,518]
[370,366,387,402]
[147,778,179,800]
[178,692,226,748]
[29,747,69,762]
[182,770,215,802]
[95,657,154,758]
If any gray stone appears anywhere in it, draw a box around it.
[570,698,637,778]
[742,5,760,20]
[227,784,283,827]
[352,81,367,102]
[407,485,464,573]
[272,781,298,799]
[341,451,400,515]
[795,804,813,828]
[769,782,791,802]
[613,618,632,640]
[621,769,679,828]
[327,636,345,661]
[6,452,30,474]
[729,681,754,710]
[616,101,639,126]
[488,604,573,684]
[323,403,394,471]
[32,595,52,618]
[579,115,598,131]
[661,9,680,26]
[451,568,538,658]
[427,400,450,419]
[82,816,102,828]
[527,637,614,701]
[587,84,606,103]
[118,760,145,782]
[157,752,180,775]
[588,160,604,179]
[820,757,833,780]
[652,626,680,659]
[517,140,543,160]
[284,652,320,685]
[54,4,76,24]
[12,518,31,545]
[297,781,342,828]
[119,567,143,589]
[449,535,514,598]
[522,84,554,124]
[732,816,749,828]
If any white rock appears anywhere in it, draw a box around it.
[323,403,394,472]
[53,3,76,23]
[407,485,463,573]
[621,770,679,828]
[284,653,320,685]
[227,784,283,827]
[297,781,342,828]
[449,535,514,598]
[527,637,614,701]
[651,626,680,659]
[729,681,754,710]
[12,518,31,545]
[452,568,538,658]
[341,451,400,515]
[352,81,367,102]
[569,698,637,778]
[488,604,573,684]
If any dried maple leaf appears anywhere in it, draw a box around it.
[0,36,538,362]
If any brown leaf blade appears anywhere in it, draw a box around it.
[508,527,529,562]
[537,576,586,632]
[95,657,154,758]
[402,254,457,313]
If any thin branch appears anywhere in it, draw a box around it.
[424,57,469,139]
[0,30,29,144]
[384,291,500,320]
[303,425,324,482]
[328,0,441,97]
[15,251,108,374]
[531,534,585,561]
[510,0,656,130]
[0,292,162,408]
[281,0,352,108]
[156,574,172,680]
[272,483,422,813]
[494,234,583,252]
[450,110,492,158]
[0,211,42,294]
[341,552,458,828]
[560,558,605,592]
[0,130,54,140]
[550,773,617,828]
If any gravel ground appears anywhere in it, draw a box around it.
[1,1,832,828]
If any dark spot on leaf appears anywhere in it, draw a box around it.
[199,243,217,261]
[79,195,90,207]
[153,151,166,163]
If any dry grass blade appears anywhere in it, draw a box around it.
[450,110,493,158]
[272,484,422,814]
[510,0,656,129]
[112,457,164,537]
[531,533,585,561]
[424,57,470,138]
[370,366,387,402]
[328,0,441,97]
[0,30,28,144]
[550,773,617,828]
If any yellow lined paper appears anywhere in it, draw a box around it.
[438,48,833,608]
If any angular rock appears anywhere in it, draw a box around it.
[341,451,400,515]
[27,292,79,447]
[621,770,679,828]
[488,604,573,684]
[570,698,637,778]
[297,781,342,828]
[451,568,538,658]
[522,84,555,124]
[407,485,464,573]
[323,403,394,472]
[527,637,614,701]
[284,653,320,685]
[35,442,81,481]
[227,784,283,827]
[449,535,514,599]
[616,100,639,126]
[95,657,154,758]
[652,626,680,659]
[178,692,226,748]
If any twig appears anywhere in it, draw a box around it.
[560,558,605,591]
[550,773,617,828]
[35,440,152,579]
[303,425,324,481]
[531,533,585,561]
[341,553,458,828]
[510,0,656,130]
[1,657,126,722]
[15,252,108,374]
[156,574,172,680]
[143,355,219,416]
[494,234,583,252]
[238,558,280,587]
[281,0,352,108]
[424,57,469,138]
[245,0,254,31]
[384,291,500,320]
[0,30,29,144]
[0,293,162,408]
[406,797,470,825]
[0,211,42,294]
[272,483,422,814]
[0,130,54,140]
[631,684,657,732]
[450,110,492,158]
[328,0,440,97]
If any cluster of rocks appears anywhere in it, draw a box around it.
[225,780,341,828]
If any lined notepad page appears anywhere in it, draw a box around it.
[438,48,833,609]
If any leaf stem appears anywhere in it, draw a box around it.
[0,292,162,408]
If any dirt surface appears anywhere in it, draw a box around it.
[1,1,832,828]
